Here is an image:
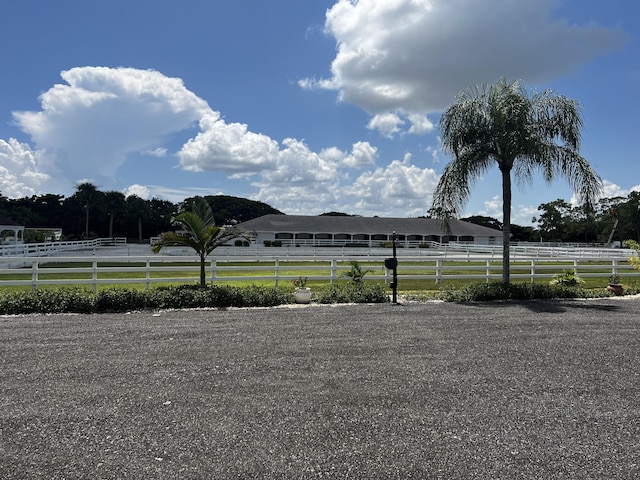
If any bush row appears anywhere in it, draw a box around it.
[0,282,390,315]
[0,281,631,314]
[438,282,635,302]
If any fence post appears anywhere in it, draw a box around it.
[92,259,98,293]
[31,260,38,291]
[530,260,535,284]
[275,258,279,286]
[436,259,442,284]
[331,259,337,284]
[487,260,492,284]
[209,259,217,286]
[145,259,151,291]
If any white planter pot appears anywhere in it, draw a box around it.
[294,288,312,304]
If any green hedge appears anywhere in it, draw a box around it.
[314,282,389,304]
[0,281,628,314]
[0,282,389,315]
[437,282,629,302]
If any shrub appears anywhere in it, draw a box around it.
[438,282,593,302]
[146,284,285,309]
[341,261,374,284]
[623,239,640,272]
[0,288,94,314]
[147,284,206,309]
[94,288,148,312]
[315,282,389,304]
[239,285,291,307]
[550,269,584,287]
[206,285,246,307]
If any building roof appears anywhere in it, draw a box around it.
[0,216,21,227]
[237,215,501,237]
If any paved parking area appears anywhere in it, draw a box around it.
[1,297,639,479]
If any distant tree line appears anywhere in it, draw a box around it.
[462,190,640,244]
[0,183,282,243]
[1,182,638,245]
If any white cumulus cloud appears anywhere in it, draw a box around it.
[343,153,439,217]
[123,184,151,199]
[12,67,210,184]
[0,138,53,197]
[302,0,626,137]
[178,111,280,176]
[344,141,377,167]
[367,113,404,138]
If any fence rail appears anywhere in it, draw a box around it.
[0,237,127,258]
[0,254,636,291]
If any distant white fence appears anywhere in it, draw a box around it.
[0,237,127,258]
[169,243,633,260]
[0,253,635,291]
[1,238,629,260]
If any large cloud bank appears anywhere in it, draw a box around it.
[0,0,627,220]
[302,0,626,137]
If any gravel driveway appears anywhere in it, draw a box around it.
[1,297,639,479]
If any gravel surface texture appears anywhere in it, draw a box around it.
[1,297,639,479]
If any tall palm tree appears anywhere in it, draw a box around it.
[126,194,150,243]
[73,182,100,239]
[151,197,248,287]
[432,78,601,284]
[104,191,125,238]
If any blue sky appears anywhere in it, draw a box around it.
[0,0,637,225]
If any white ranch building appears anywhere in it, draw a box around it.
[237,215,501,248]
[0,216,25,244]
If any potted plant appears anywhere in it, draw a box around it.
[293,276,312,304]
[607,274,624,296]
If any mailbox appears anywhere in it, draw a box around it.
[384,257,398,270]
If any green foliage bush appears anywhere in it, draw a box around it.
[0,284,297,314]
[0,280,631,314]
[549,269,584,287]
[438,282,606,302]
[0,288,94,315]
[315,282,389,304]
[95,288,148,312]
[239,285,291,307]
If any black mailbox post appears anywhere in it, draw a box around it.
[384,257,397,270]
[385,231,398,303]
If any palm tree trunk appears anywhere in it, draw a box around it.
[109,212,115,238]
[501,167,512,284]
[85,204,89,239]
[200,253,206,287]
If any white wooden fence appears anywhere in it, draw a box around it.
[0,254,635,291]
[0,237,127,258]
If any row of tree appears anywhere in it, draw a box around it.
[533,192,640,244]
[462,190,640,244]
[1,180,637,245]
[0,183,281,242]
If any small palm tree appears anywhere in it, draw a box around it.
[432,78,601,284]
[152,197,248,287]
[341,260,374,284]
